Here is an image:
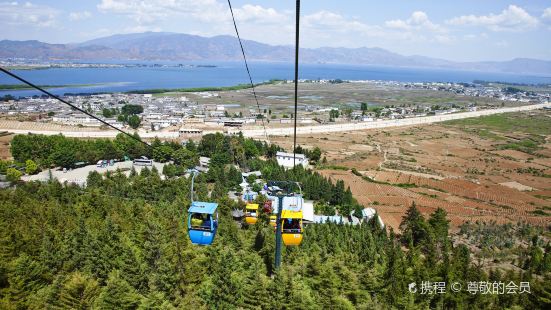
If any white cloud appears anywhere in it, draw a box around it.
[233,4,288,24]
[97,0,226,24]
[495,40,509,47]
[543,7,551,19]
[96,0,299,45]
[123,25,162,33]
[69,11,92,21]
[303,11,384,36]
[0,1,58,27]
[385,11,445,33]
[446,5,539,31]
[435,35,453,44]
[299,10,457,47]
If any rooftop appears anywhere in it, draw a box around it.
[188,201,218,214]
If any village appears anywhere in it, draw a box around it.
[0,80,549,136]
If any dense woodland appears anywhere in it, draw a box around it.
[0,133,550,309]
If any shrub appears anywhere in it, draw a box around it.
[6,168,22,183]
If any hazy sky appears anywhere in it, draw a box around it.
[1,1,551,62]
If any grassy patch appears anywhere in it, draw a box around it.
[351,167,416,188]
[447,112,550,156]
[362,175,416,188]
[516,167,551,178]
[0,84,74,90]
[498,137,544,154]
[445,112,551,136]
[418,192,438,198]
[476,129,506,141]
[530,209,550,216]
[319,165,349,171]
[127,79,283,94]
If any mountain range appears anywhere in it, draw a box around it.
[1,32,550,76]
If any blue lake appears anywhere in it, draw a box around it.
[1,61,550,97]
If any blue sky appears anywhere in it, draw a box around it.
[1,1,550,62]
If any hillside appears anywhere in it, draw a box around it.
[1,32,551,75]
[0,133,550,308]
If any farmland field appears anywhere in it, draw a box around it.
[272,110,551,230]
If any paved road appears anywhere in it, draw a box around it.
[242,103,551,137]
[23,161,167,186]
[2,103,549,138]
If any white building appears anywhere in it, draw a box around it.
[362,208,385,228]
[361,116,374,122]
[52,114,101,126]
[199,157,211,168]
[179,127,203,136]
[276,152,308,169]
[302,200,314,222]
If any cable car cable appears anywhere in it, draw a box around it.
[274,1,302,269]
[292,0,300,170]
[0,67,152,148]
[226,0,269,143]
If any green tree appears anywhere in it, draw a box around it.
[6,167,22,183]
[25,159,38,175]
[94,270,142,309]
[7,254,50,307]
[246,174,257,185]
[128,115,141,129]
[152,145,173,163]
[87,171,103,187]
[243,139,259,159]
[102,108,114,118]
[172,148,198,168]
[428,207,450,245]
[121,104,144,115]
[185,139,197,152]
[399,202,431,247]
[310,147,322,163]
[58,272,101,309]
[331,180,345,205]
[342,108,353,118]
[543,244,551,273]
[162,164,178,178]
[227,165,243,189]
[252,182,262,193]
[200,248,244,308]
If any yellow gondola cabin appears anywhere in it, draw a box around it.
[269,215,277,228]
[244,203,259,225]
[281,210,303,246]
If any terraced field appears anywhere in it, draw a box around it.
[277,110,551,230]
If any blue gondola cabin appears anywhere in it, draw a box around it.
[188,201,219,245]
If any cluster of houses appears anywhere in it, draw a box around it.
[353,80,550,104]
[2,80,548,133]
[215,151,384,227]
[0,92,317,131]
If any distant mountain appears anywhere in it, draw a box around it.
[1,32,551,76]
[0,40,126,60]
[78,32,292,61]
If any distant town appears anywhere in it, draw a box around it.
[1,79,550,138]
[0,59,218,70]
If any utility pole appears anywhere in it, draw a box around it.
[271,180,302,270]
[274,193,284,269]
